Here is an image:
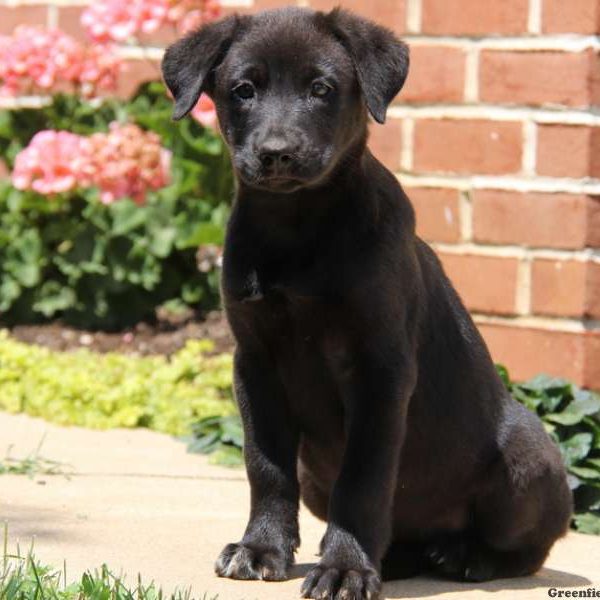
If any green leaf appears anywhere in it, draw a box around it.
[0,277,20,311]
[182,280,204,303]
[571,389,600,416]
[573,512,600,535]
[524,374,572,393]
[175,222,224,249]
[33,282,77,317]
[568,465,600,480]
[560,433,593,467]
[495,364,510,387]
[546,411,585,426]
[110,200,147,235]
[148,227,176,258]
[209,444,244,467]
[220,416,244,447]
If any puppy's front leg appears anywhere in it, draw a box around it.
[215,348,300,581]
[302,351,416,600]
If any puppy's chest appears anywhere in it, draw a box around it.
[228,262,352,359]
[234,265,330,331]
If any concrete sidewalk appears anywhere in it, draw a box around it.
[1,411,598,599]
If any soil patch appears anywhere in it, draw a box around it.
[7,311,234,356]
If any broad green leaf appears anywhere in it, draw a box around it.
[573,512,600,535]
[560,433,593,467]
[568,465,600,480]
[148,227,176,258]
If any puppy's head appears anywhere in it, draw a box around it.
[162,7,409,193]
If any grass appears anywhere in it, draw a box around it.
[0,524,219,600]
[0,437,71,478]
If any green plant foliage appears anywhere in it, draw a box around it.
[0,83,233,329]
[0,331,235,436]
[185,415,244,467]
[498,366,600,535]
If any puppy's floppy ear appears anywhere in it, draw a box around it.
[325,8,409,124]
[162,15,247,120]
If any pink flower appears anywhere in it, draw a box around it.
[12,130,93,195]
[0,26,121,97]
[12,124,171,204]
[81,0,222,43]
[191,94,217,128]
[173,0,222,34]
[88,122,172,205]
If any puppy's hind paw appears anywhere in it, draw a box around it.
[215,542,290,581]
[425,537,495,582]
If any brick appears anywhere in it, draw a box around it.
[531,259,600,318]
[408,187,461,243]
[116,60,162,99]
[0,5,47,34]
[413,119,522,175]
[57,6,87,42]
[537,125,600,179]
[421,0,528,35]
[473,191,599,250]
[369,118,402,172]
[584,334,600,389]
[402,46,466,104]
[438,253,518,315]
[140,26,179,47]
[478,323,600,389]
[480,50,599,108]
[254,0,302,9]
[309,0,406,33]
[588,197,600,247]
[542,0,600,34]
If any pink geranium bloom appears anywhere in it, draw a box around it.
[191,94,218,128]
[12,130,93,195]
[81,0,222,43]
[12,124,172,205]
[0,26,121,96]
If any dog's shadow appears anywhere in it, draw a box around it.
[289,563,591,598]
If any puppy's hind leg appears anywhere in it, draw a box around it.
[427,417,572,582]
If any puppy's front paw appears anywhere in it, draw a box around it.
[215,542,290,581]
[300,564,382,600]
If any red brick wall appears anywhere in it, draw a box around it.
[1,0,599,388]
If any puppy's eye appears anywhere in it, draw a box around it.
[311,82,332,98]
[233,83,255,100]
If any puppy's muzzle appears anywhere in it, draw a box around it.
[255,136,299,177]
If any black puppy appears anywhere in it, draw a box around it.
[162,7,572,600]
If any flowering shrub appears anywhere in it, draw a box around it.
[13,124,172,204]
[0,0,228,329]
[81,0,222,42]
[0,84,232,329]
[0,26,121,97]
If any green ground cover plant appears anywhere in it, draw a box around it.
[0,331,235,436]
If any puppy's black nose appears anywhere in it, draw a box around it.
[258,139,295,171]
